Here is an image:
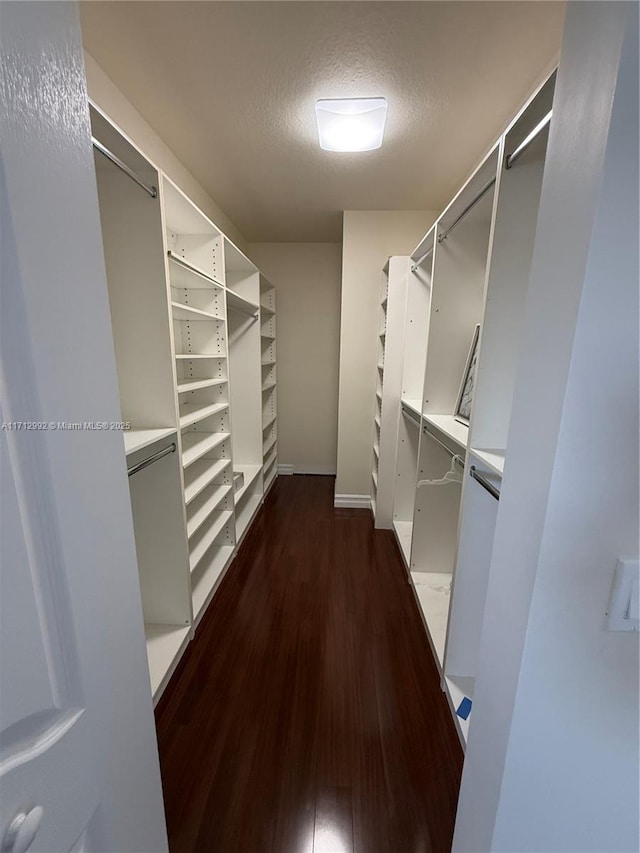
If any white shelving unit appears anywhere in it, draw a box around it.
[163,177,238,629]
[371,257,413,528]
[260,276,278,494]
[444,74,556,747]
[224,238,265,544]
[372,71,557,749]
[408,148,499,704]
[91,105,193,707]
[90,104,278,705]
[389,234,434,563]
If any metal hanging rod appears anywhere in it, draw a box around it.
[506,110,553,170]
[127,442,176,477]
[167,251,225,288]
[438,176,496,243]
[411,245,434,274]
[226,289,260,319]
[469,465,501,500]
[401,404,421,428]
[92,137,158,199]
[422,424,465,464]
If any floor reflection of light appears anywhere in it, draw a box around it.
[313,825,350,853]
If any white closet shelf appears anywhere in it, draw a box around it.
[262,413,277,430]
[184,458,231,505]
[189,510,234,573]
[260,304,275,315]
[470,447,505,476]
[261,332,276,341]
[176,352,227,360]
[167,251,225,290]
[400,397,422,420]
[187,483,233,538]
[172,301,224,323]
[177,376,227,394]
[226,288,260,317]
[263,434,277,455]
[123,427,176,457]
[192,545,234,624]
[234,464,262,503]
[236,494,262,542]
[410,571,452,670]
[264,448,277,472]
[145,623,190,703]
[423,414,469,451]
[179,401,228,429]
[262,380,277,392]
[444,675,475,746]
[181,431,229,468]
[393,520,413,570]
[264,465,277,492]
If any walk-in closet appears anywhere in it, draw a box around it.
[1,3,637,852]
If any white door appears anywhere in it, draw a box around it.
[0,3,168,851]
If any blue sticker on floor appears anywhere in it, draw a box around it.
[456,697,472,720]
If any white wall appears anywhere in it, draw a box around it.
[84,52,247,252]
[454,3,639,850]
[335,210,437,501]
[249,243,342,475]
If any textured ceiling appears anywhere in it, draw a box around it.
[80,1,565,242]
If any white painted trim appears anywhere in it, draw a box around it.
[277,464,336,476]
[294,464,336,476]
[334,494,372,509]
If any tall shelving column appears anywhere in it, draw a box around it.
[371,256,413,529]
[390,230,435,568]
[223,239,264,544]
[409,148,499,684]
[260,276,278,493]
[443,74,556,747]
[371,266,387,518]
[90,105,191,704]
[162,177,236,629]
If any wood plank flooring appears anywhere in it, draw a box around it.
[155,475,463,853]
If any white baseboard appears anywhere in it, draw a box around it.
[277,464,337,476]
[294,464,336,476]
[334,493,372,509]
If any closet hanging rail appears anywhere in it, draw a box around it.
[505,110,552,170]
[92,137,158,199]
[469,465,500,500]
[438,176,496,243]
[226,289,260,319]
[422,424,466,463]
[167,251,225,288]
[128,442,176,477]
[411,246,434,274]
[401,403,421,428]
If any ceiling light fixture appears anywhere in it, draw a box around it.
[315,97,387,152]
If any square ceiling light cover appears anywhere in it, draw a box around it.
[315,98,387,152]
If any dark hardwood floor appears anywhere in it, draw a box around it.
[155,475,463,853]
